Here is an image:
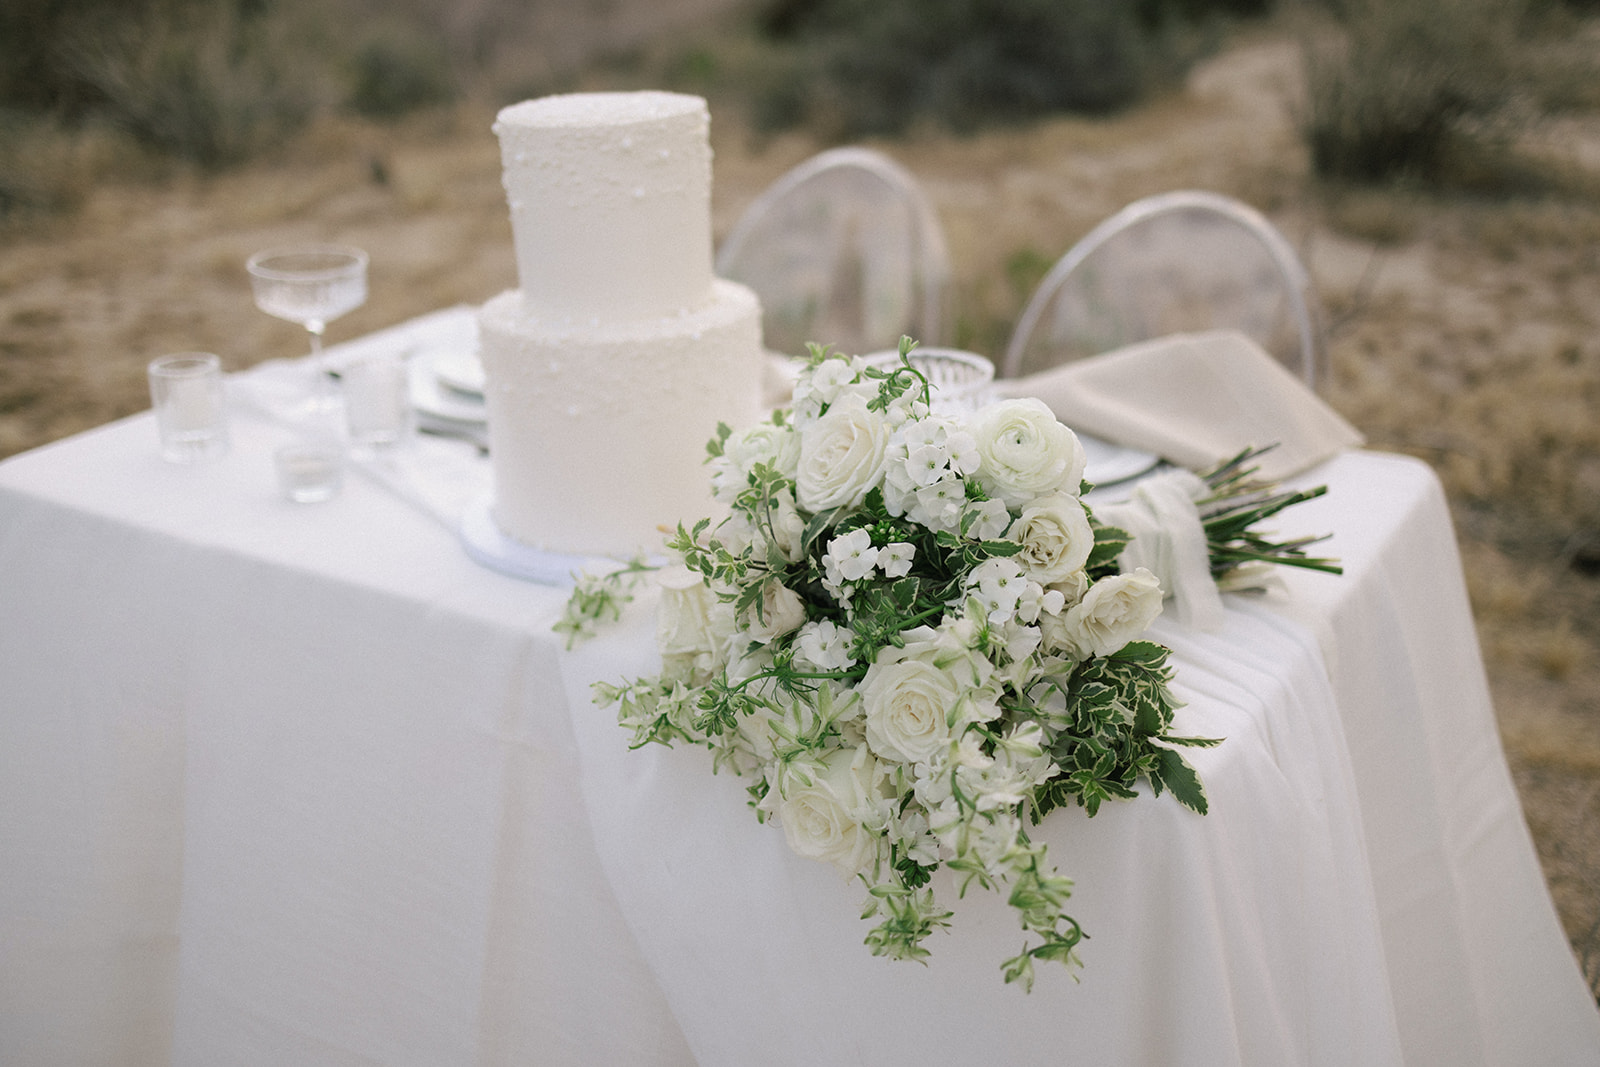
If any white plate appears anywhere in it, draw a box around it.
[433,350,486,396]
[410,348,487,425]
[1080,434,1160,488]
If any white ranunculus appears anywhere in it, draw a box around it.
[745,577,807,644]
[796,392,890,511]
[1008,493,1095,584]
[711,421,801,504]
[776,745,882,875]
[970,398,1087,509]
[1060,567,1164,658]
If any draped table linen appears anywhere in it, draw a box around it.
[1,312,1596,1065]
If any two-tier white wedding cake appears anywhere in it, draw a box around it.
[477,91,764,556]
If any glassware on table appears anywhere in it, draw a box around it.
[246,245,368,417]
[275,442,343,503]
[342,350,414,458]
[861,346,995,413]
[148,352,229,463]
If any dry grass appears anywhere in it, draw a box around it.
[1,22,1597,997]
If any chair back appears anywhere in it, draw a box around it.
[1002,190,1323,388]
[716,147,949,357]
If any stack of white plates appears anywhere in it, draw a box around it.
[410,347,488,447]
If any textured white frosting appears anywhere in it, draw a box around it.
[480,90,764,555]
[479,279,762,555]
[494,91,713,323]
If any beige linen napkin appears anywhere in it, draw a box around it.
[994,330,1363,481]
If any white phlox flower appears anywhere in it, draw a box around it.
[824,528,879,583]
[878,541,915,577]
[795,619,858,673]
[910,478,966,533]
[966,556,1032,626]
[963,498,1011,541]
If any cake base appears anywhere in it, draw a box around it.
[459,493,604,586]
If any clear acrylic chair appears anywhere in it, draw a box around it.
[716,147,950,357]
[1002,190,1324,389]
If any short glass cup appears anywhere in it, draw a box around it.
[148,353,229,463]
[275,443,343,503]
[342,351,414,457]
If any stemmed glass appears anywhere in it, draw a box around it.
[247,245,369,416]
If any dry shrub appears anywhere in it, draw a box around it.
[751,0,1190,137]
[1301,0,1600,188]
[56,1,327,169]
[1301,0,1524,184]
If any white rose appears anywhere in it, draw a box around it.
[745,577,807,644]
[858,623,996,762]
[1061,567,1164,658]
[1007,493,1094,584]
[860,656,959,764]
[796,392,890,511]
[656,567,715,658]
[970,398,1087,509]
[777,745,882,875]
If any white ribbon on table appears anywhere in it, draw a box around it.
[1095,468,1225,631]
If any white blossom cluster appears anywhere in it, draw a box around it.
[610,347,1184,986]
[667,354,1165,877]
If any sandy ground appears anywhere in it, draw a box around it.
[2,28,1597,997]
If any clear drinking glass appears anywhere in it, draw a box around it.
[342,351,413,457]
[148,352,229,462]
[247,245,368,416]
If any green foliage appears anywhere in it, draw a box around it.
[555,557,658,649]
[755,0,1163,136]
[33,0,323,168]
[347,22,457,119]
[1301,0,1600,187]
[751,0,1283,136]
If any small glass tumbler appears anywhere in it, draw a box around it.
[275,443,343,503]
[148,353,229,463]
[342,352,413,457]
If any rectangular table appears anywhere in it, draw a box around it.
[3,316,1597,1065]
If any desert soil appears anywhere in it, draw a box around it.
[2,27,1597,996]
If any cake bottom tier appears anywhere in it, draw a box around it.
[477,278,763,556]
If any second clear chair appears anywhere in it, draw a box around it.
[1002,190,1324,389]
[716,147,950,357]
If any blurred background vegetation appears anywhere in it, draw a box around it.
[5,0,1593,221]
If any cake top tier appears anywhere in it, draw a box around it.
[494,91,715,324]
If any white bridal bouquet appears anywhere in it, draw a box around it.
[561,339,1335,989]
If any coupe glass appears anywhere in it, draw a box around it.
[247,245,369,415]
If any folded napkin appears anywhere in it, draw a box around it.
[994,330,1363,482]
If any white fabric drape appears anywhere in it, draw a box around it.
[2,313,1595,1064]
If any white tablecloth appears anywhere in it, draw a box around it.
[2,317,1596,1065]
